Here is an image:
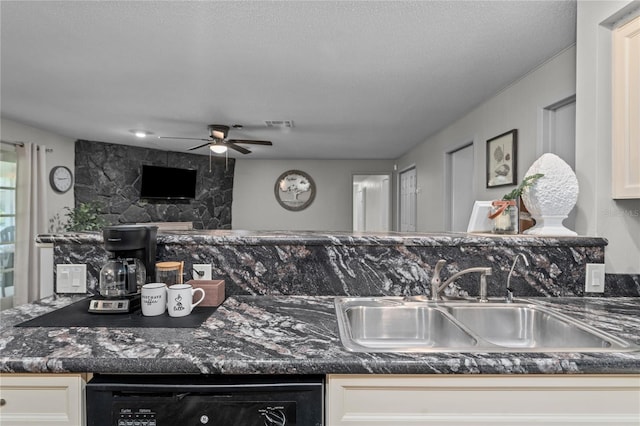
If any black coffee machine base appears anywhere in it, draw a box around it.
[88,295,141,314]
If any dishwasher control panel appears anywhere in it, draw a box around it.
[117,408,157,426]
[112,402,294,425]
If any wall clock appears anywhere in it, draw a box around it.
[274,170,316,211]
[49,165,74,194]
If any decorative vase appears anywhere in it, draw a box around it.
[521,153,579,236]
[489,200,518,234]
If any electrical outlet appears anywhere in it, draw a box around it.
[192,264,212,280]
[585,263,605,293]
[56,264,87,294]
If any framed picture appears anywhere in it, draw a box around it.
[486,129,517,188]
[466,201,493,233]
[274,170,316,211]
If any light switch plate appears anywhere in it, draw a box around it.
[56,264,87,294]
[192,264,212,280]
[585,263,605,293]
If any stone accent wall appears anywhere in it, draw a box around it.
[74,140,234,229]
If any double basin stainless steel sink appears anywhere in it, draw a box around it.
[335,297,639,353]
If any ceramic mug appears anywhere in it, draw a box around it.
[141,283,167,316]
[167,284,205,318]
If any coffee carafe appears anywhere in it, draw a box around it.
[89,225,158,314]
[99,257,146,297]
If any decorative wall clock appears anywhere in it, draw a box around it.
[49,165,74,193]
[274,170,316,211]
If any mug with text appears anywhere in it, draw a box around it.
[167,284,205,318]
[141,283,167,316]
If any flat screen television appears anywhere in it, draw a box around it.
[140,165,197,200]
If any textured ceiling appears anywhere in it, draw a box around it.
[0,1,576,159]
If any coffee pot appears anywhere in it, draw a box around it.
[89,225,158,314]
[99,257,146,298]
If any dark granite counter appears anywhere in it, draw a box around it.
[37,230,633,298]
[1,295,639,375]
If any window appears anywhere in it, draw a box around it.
[0,148,17,309]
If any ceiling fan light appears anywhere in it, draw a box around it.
[210,145,228,154]
[211,130,225,139]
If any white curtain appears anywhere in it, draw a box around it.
[14,142,48,306]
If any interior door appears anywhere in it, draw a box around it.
[448,143,475,232]
[353,174,390,232]
[542,96,576,230]
[399,167,417,232]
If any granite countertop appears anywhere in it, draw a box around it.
[1,295,639,375]
[36,230,608,247]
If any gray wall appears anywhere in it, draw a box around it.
[396,45,577,234]
[1,117,75,225]
[232,159,394,231]
[74,140,234,229]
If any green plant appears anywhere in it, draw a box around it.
[501,173,544,201]
[49,201,107,232]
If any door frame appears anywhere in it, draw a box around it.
[396,165,417,232]
[444,140,475,231]
[537,94,576,159]
[352,172,392,232]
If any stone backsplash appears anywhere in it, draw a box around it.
[38,231,639,298]
[74,140,234,229]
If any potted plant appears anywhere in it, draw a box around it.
[49,201,107,232]
[488,174,543,234]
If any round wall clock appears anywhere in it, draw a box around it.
[274,170,316,211]
[49,166,74,194]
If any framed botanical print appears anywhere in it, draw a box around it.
[486,129,517,188]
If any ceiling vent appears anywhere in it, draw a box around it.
[264,120,294,128]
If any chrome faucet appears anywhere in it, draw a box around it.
[506,253,529,303]
[430,259,493,302]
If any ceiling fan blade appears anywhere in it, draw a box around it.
[228,139,273,145]
[226,143,251,154]
[159,136,211,141]
[187,142,211,151]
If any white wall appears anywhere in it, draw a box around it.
[575,0,640,274]
[233,159,394,231]
[396,46,577,231]
[1,117,76,226]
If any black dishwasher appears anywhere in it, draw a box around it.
[86,374,324,426]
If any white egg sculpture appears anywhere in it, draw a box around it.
[521,153,579,236]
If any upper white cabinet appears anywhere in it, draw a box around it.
[612,15,640,199]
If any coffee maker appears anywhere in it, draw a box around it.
[89,225,158,314]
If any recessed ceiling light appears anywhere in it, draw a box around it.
[130,130,154,138]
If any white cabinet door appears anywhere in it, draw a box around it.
[327,374,640,425]
[612,16,640,199]
[0,374,85,426]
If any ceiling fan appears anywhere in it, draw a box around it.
[159,124,272,154]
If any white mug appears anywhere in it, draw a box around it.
[167,284,205,317]
[141,283,167,316]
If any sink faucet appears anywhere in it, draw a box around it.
[430,260,493,302]
[506,253,529,303]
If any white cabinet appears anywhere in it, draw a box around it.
[0,373,86,426]
[327,374,640,425]
[612,15,640,199]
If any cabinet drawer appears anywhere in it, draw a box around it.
[0,374,85,426]
[327,374,640,425]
